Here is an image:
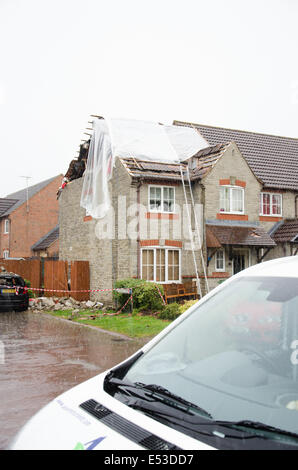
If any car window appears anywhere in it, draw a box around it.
[124,276,298,437]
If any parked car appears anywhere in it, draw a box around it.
[0,271,29,312]
[9,257,298,450]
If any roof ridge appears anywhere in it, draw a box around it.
[6,175,61,199]
[173,120,298,142]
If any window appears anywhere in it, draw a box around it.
[3,250,9,259]
[141,247,180,282]
[215,250,225,272]
[4,219,9,234]
[149,186,175,213]
[219,186,244,214]
[260,193,282,216]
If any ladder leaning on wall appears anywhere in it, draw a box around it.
[179,164,209,298]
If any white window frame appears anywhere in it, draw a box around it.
[219,185,245,214]
[141,246,181,283]
[148,185,175,214]
[260,192,282,217]
[4,219,9,234]
[215,249,225,272]
[3,250,9,259]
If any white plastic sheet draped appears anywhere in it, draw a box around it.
[80,118,208,219]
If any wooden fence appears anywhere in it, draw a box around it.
[0,259,41,292]
[0,259,90,301]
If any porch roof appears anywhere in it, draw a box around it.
[271,219,298,243]
[206,224,276,248]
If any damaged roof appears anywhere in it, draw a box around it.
[31,225,59,251]
[206,224,276,248]
[174,120,298,191]
[120,158,188,182]
[120,143,229,183]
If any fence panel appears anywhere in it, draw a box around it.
[0,259,41,293]
[71,261,90,301]
[44,260,69,297]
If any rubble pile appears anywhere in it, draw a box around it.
[29,296,104,314]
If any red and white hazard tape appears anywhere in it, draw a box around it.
[22,287,132,294]
[19,284,165,307]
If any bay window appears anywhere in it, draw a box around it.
[260,193,282,216]
[219,186,244,214]
[141,247,181,282]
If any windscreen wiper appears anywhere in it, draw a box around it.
[215,420,298,445]
[118,394,259,442]
[107,377,212,419]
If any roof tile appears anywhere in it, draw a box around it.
[174,121,298,191]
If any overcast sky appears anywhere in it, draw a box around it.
[0,0,298,197]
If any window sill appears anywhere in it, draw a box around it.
[259,215,282,222]
[216,213,248,221]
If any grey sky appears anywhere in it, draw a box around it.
[0,0,297,197]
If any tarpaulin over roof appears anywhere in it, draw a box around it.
[80,118,209,219]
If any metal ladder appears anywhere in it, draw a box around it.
[179,165,209,298]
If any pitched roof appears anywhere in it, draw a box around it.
[271,219,298,243]
[31,225,59,251]
[189,143,229,181]
[174,121,298,191]
[0,198,18,217]
[2,176,61,216]
[120,144,229,183]
[206,224,276,248]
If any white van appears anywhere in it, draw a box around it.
[10,257,298,450]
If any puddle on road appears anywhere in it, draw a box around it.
[0,311,149,450]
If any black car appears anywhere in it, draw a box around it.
[0,272,29,312]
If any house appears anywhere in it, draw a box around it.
[174,120,298,284]
[0,175,63,259]
[31,225,59,258]
[59,118,298,303]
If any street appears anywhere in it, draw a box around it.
[0,311,147,450]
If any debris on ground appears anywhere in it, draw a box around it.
[28,296,104,313]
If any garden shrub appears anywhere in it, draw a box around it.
[114,279,164,312]
[157,302,181,321]
[179,299,198,314]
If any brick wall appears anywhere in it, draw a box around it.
[59,159,207,303]
[0,175,62,258]
[202,143,261,280]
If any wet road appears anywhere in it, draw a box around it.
[0,311,148,450]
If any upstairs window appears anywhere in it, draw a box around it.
[3,250,9,259]
[260,193,282,216]
[219,186,244,214]
[149,186,175,213]
[4,219,9,234]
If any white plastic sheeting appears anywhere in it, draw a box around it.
[80,118,208,219]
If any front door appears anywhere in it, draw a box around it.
[233,253,245,275]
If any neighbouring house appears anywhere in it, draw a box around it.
[0,175,63,259]
[59,118,298,303]
[31,224,59,258]
[174,120,298,286]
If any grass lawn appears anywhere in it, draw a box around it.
[44,309,171,338]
